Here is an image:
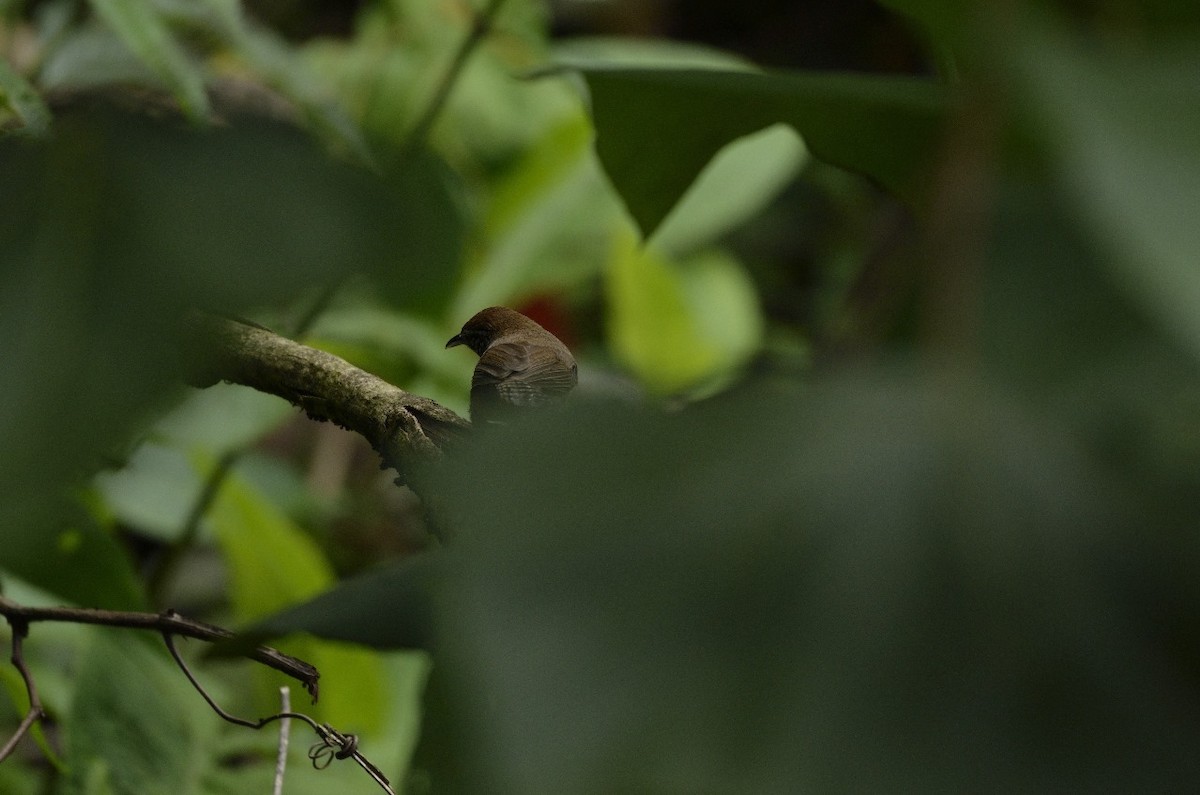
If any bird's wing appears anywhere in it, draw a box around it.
[472,342,577,407]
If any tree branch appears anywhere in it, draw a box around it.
[0,621,43,763]
[179,312,470,488]
[0,597,396,792]
[0,596,319,698]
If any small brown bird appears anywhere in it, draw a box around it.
[446,306,578,424]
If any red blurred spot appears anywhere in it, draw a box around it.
[515,294,575,348]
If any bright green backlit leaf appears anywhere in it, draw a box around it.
[607,232,763,394]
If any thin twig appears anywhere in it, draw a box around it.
[273,687,291,795]
[0,622,45,763]
[164,632,394,794]
[405,0,509,149]
[0,598,318,699]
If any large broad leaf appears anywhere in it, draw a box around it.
[411,373,1200,791]
[0,509,144,611]
[581,66,948,236]
[1004,17,1200,362]
[647,123,806,256]
[62,632,217,795]
[0,108,460,606]
[246,554,441,651]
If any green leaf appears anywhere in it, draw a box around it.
[93,443,202,542]
[581,67,948,236]
[874,0,972,58]
[153,383,294,454]
[1005,17,1200,362]
[249,555,440,651]
[0,58,51,135]
[424,375,1200,791]
[62,632,216,795]
[0,109,460,604]
[552,36,756,71]
[88,0,210,123]
[607,233,763,394]
[37,22,159,91]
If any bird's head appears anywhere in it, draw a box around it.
[446,306,539,356]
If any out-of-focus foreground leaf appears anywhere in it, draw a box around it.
[413,375,1200,792]
[0,108,462,606]
[246,554,440,651]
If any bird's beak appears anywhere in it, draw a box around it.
[445,334,465,349]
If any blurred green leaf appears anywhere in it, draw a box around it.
[88,0,210,123]
[311,307,464,385]
[0,109,461,597]
[607,233,763,393]
[1005,17,1200,362]
[0,57,51,135]
[581,67,948,236]
[980,180,1200,511]
[875,0,972,56]
[154,383,294,453]
[38,21,158,91]
[62,631,216,795]
[423,375,1200,791]
[249,555,439,651]
[93,443,202,541]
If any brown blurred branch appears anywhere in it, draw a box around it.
[179,312,470,487]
